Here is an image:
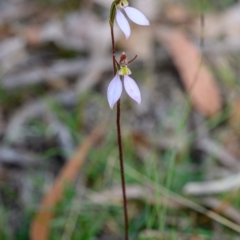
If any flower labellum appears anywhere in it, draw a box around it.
[115,0,149,39]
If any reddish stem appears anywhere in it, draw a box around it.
[110,24,129,240]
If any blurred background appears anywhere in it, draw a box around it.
[1,0,240,239]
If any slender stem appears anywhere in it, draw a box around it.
[110,23,129,240]
[117,100,129,240]
[110,26,116,74]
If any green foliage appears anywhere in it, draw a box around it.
[186,0,238,12]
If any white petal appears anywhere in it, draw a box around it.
[107,74,122,109]
[124,7,150,26]
[115,9,131,39]
[124,75,141,104]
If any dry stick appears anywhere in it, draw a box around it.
[110,25,129,240]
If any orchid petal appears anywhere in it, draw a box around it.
[124,75,141,104]
[124,7,149,26]
[107,74,122,109]
[116,9,131,39]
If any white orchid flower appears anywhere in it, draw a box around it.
[115,0,149,39]
[107,65,141,109]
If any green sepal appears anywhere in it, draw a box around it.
[109,2,116,27]
[110,0,124,26]
[115,0,122,5]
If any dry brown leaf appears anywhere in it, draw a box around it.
[229,98,240,132]
[30,124,106,240]
[155,28,222,116]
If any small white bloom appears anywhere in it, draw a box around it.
[115,1,149,39]
[107,66,141,109]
